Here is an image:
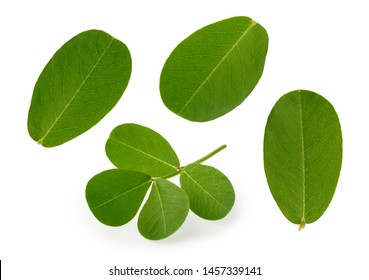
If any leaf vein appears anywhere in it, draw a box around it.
[297,92,306,224]
[110,138,178,170]
[183,170,229,212]
[154,183,168,235]
[177,21,257,115]
[92,180,151,210]
[38,37,115,144]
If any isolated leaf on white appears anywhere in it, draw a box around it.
[264,90,343,229]
[160,16,268,122]
[28,30,131,147]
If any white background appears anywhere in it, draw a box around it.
[1,0,368,279]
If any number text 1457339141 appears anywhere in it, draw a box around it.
[203,267,262,276]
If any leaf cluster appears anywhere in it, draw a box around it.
[27,16,343,233]
[28,16,268,147]
[86,124,235,240]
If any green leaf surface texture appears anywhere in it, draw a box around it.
[106,123,180,177]
[160,16,268,122]
[85,169,151,226]
[28,30,132,147]
[180,163,235,220]
[264,90,342,227]
[138,179,190,240]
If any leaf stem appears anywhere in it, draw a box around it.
[160,169,181,180]
[193,144,227,164]
[298,219,306,231]
[160,144,227,179]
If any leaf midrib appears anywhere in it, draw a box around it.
[177,20,257,115]
[92,179,151,210]
[297,92,306,224]
[154,183,168,235]
[183,169,229,212]
[110,138,178,171]
[38,37,115,144]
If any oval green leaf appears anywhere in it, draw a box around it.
[105,123,180,177]
[264,90,343,229]
[138,179,190,240]
[160,16,268,122]
[180,163,235,220]
[28,30,132,147]
[85,169,151,227]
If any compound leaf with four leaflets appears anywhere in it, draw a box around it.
[87,123,234,239]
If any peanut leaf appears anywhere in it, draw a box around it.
[138,179,189,240]
[180,163,235,220]
[264,90,343,229]
[28,30,132,147]
[106,123,180,177]
[160,16,268,122]
[85,169,151,227]
[86,124,233,240]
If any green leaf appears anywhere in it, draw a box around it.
[85,169,151,226]
[28,30,132,147]
[263,90,343,229]
[180,163,235,220]
[160,16,268,122]
[138,179,189,240]
[105,123,180,177]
